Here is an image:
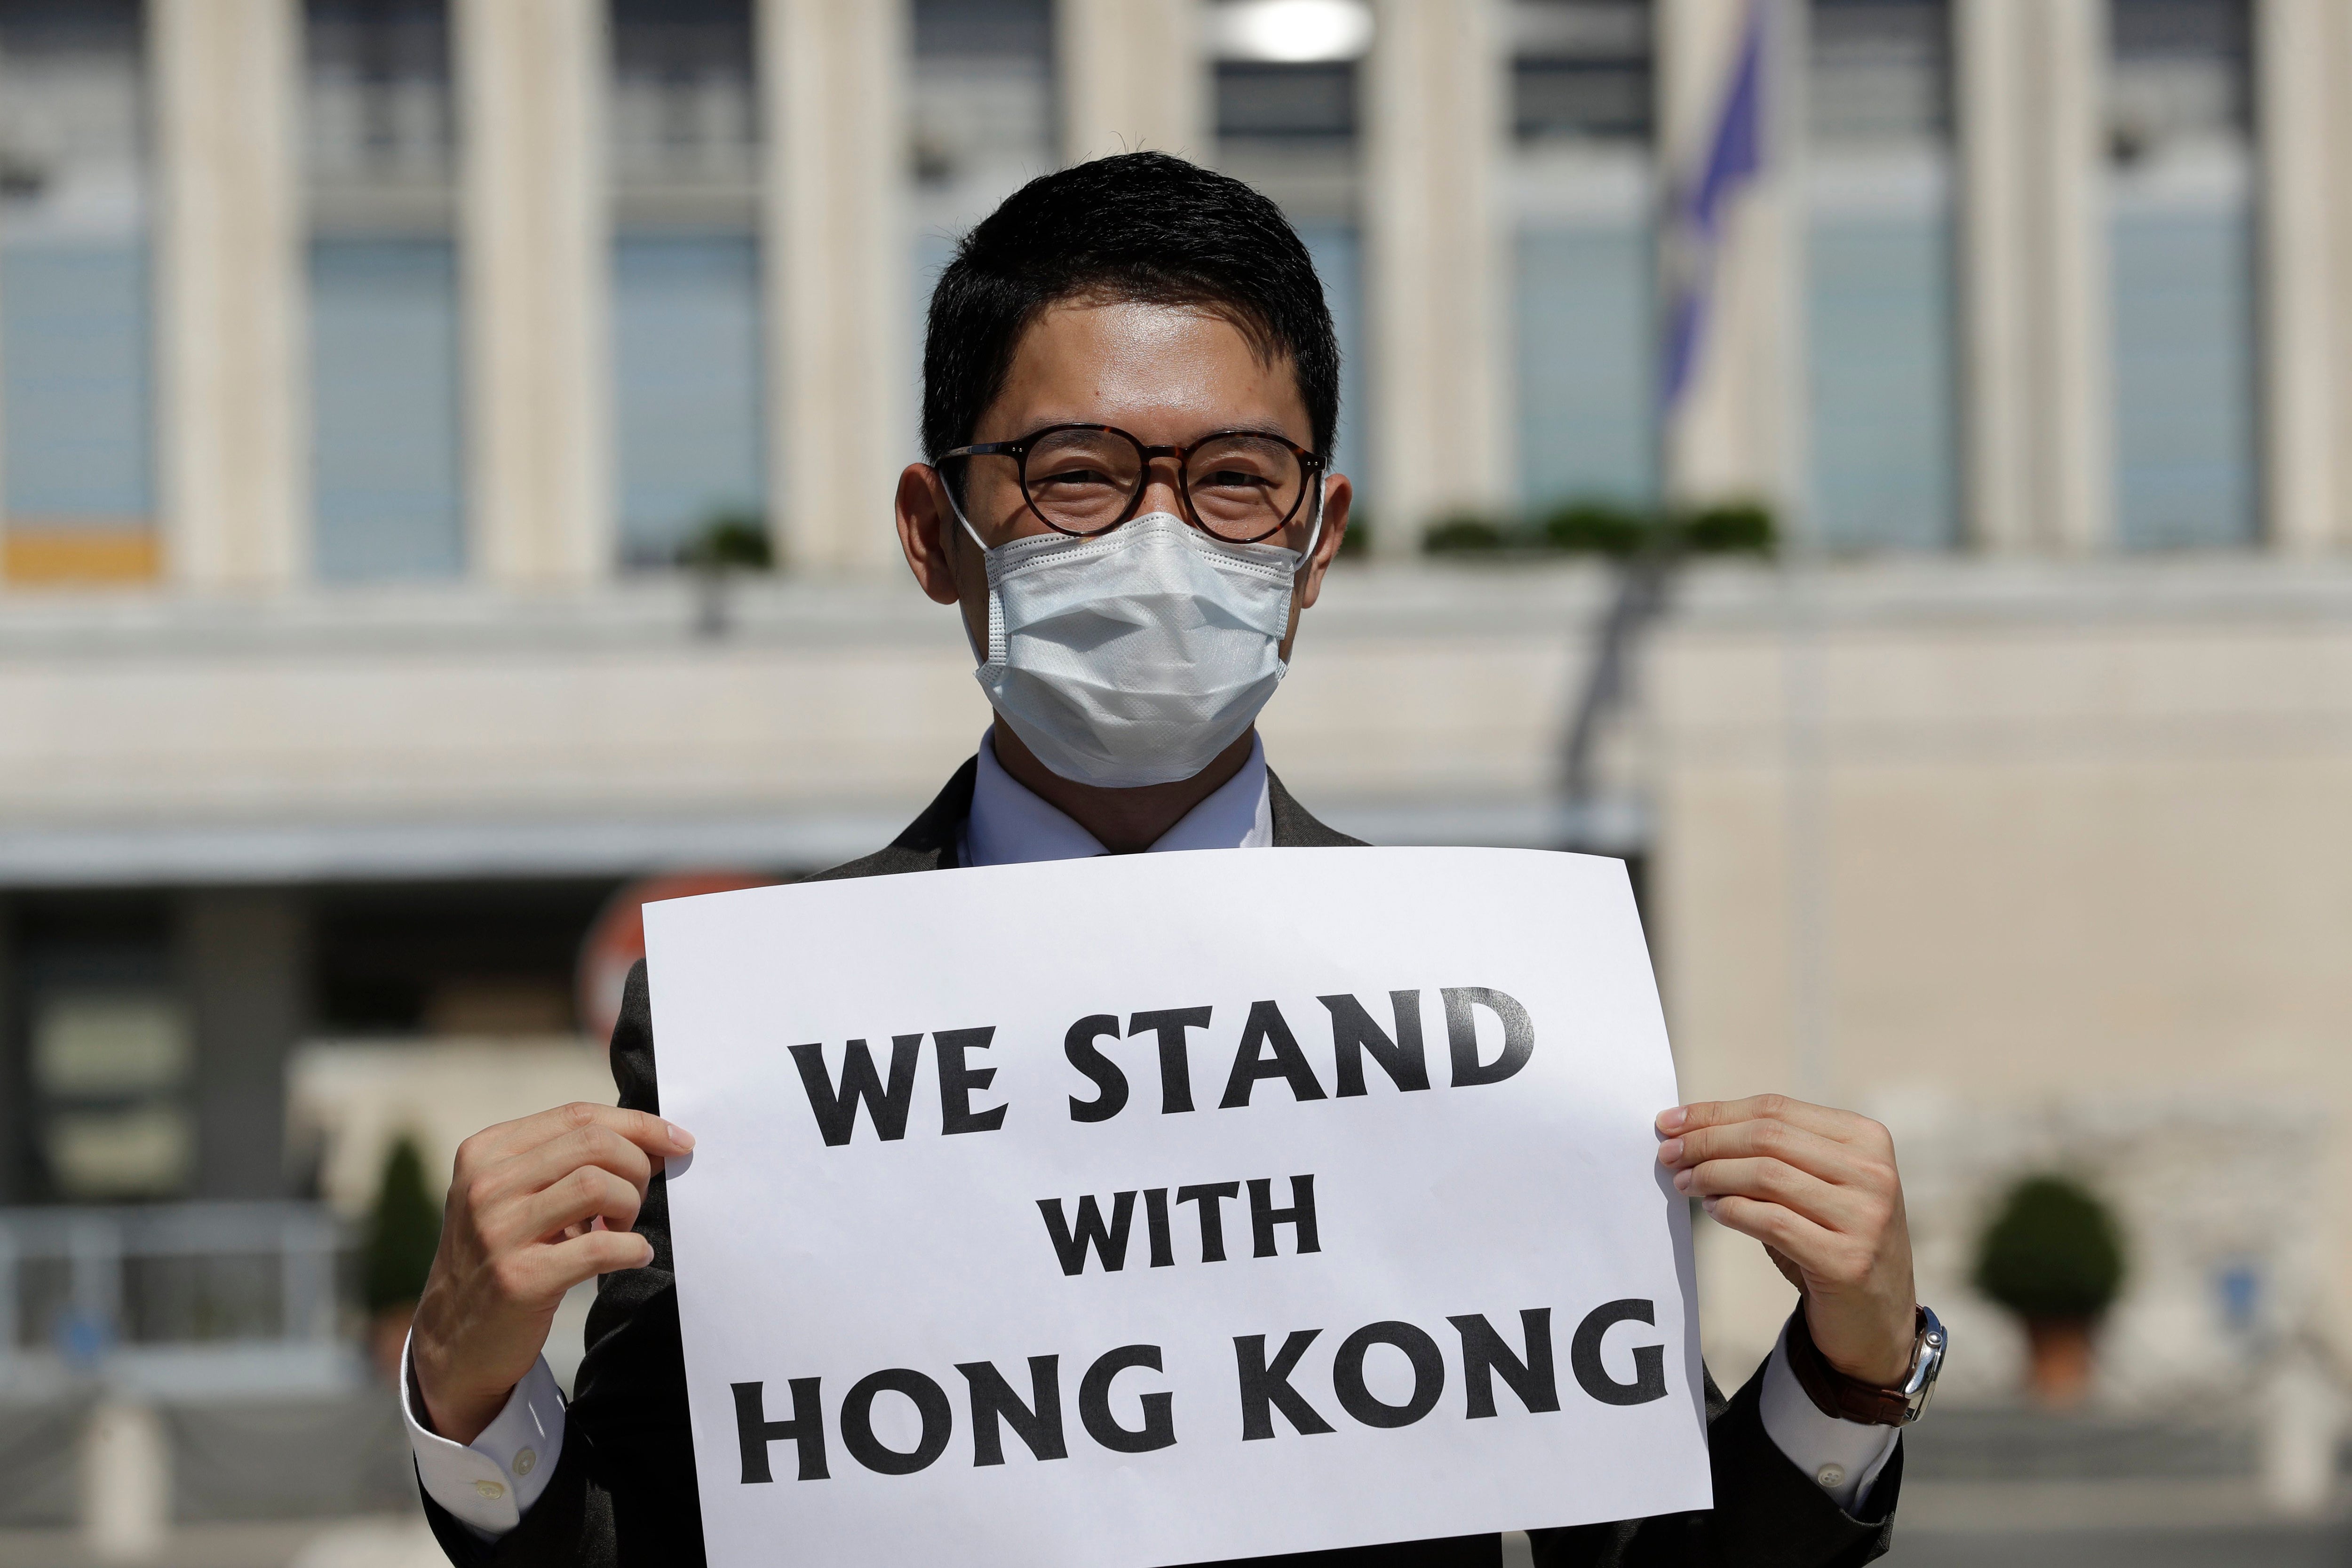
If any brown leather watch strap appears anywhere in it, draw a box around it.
[1784,1305,1919,1426]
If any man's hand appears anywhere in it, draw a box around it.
[411,1103,695,1443]
[1657,1095,1916,1387]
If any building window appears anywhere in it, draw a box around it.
[1509,0,1656,511]
[1209,0,1370,501]
[306,0,466,581]
[2109,0,2255,550]
[910,0,1056,465]
[912,0,1054,196]
[0,0,157,588]
[612,0,763,570]
[10,900,188,1204]
[1513,0,1651,141]
[1806,0,1957,552]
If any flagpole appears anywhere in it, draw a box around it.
[1654,0,1830,1104]
[1770,0,1831,1108]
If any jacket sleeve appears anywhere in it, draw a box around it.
[1527,1358,1900,1568]
[419,959,695,1568]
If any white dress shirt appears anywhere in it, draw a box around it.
[407,728,1899,1533]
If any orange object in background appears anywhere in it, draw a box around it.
[2025,1317,2098,1409]
[577,872,778,1047]
[2,524,162,585]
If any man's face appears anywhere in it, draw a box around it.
[895,299,1353,664]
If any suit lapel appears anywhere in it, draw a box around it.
[808,756,976,880]
[1267,768,1366,848]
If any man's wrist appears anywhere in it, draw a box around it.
[1787,1304,1935,1426]
[412,1333,514,1446]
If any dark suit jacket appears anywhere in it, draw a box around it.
[421,759,1900,1568]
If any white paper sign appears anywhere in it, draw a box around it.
[647,847,1708,1568]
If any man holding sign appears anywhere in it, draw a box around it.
[404,155,1939,1567]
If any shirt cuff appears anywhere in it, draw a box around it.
[401,1330,567,1540]
[1755,1321,1903,1514]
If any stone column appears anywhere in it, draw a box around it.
[2255,0,2352,555]
[1364,0,1510,558]
[758,0,909,573]
[0,33,8,566]
[1954,0,2111,554]
[151,0,307,589]
[81,1403,169,1561]
[1654,0,1804,518]
[1056,0,1205,163]
[455,0,612,586]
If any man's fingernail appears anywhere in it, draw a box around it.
[1658,1106,1688,1132]
[1672,1168,1693,1194]
[1701,1195,1721,1217]
[666,1121,695,1150]
[637,1240,657,1267]
[1656,1138,1684,1164]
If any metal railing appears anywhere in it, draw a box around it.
[0,1202,360,1399]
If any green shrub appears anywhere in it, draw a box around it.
[1680,501,1775,556]
[1414,497,1779,559]
[363,1136,443,1313]
[1539,500,1650,557]
[1973,1174,2126,1322]
[1335,513,1371,558]
[1422,513,1514,554]
[677,509,775,571]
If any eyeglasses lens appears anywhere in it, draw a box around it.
[1018,429,1305,541]
[1023,429,1144,534]
[1183,435,1306,541]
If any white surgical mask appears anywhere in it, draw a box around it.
[954,498,1321,788]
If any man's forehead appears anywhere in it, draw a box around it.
[990,299,1310,442]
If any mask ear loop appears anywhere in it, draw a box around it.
[938,466,997,664]
[1295,468,1327,571]
[940,465,991,556]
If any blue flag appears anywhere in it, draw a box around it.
[1661,0,1767,412]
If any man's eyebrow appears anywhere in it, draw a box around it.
[1013,416,1309,446]
[1206,418,1298,442]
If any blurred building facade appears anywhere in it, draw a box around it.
[0,0,2346,1417]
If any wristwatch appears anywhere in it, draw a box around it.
[1783,1304,1945,1426]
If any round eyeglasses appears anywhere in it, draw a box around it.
[937,423,1326,544]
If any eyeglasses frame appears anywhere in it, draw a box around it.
[936,422,1328,545]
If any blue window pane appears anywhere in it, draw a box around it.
[614,232,764,565]
[1515,223,1656,508]
[310,238,465,579]
[914,228,953,453]
[1808,210,1957,550]
[2113,206,2256,549]
[1293,223,1365,497]
[2,242,154,522]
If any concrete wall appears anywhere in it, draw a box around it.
[1649,560,2352,1389]
[0,564,1619,883]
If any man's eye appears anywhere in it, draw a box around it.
[1034,468,1120,489]
[1198,469,1273,491]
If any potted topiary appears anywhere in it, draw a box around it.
[1973,1173,2126,1408]
[363,1135,443,1385]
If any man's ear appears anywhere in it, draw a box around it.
[896,464,964,606]
[1295,472,1353,611]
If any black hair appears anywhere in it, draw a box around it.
[921,151,1341,463]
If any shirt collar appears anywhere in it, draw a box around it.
[960,729,1272,867]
